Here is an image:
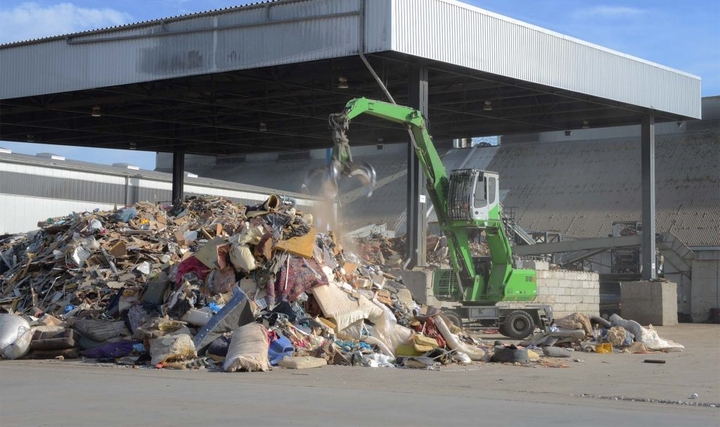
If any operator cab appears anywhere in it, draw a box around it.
[448,169,500,222]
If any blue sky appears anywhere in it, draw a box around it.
[1,0,718,170]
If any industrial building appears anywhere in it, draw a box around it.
[158,96,720,322]
[1,0,711,321]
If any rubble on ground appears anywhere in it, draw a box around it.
[519,311,684,356]
[0,196,684,371]
[0,195,492,370]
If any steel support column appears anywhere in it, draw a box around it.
[641,115,656,280]
[172,149,185,205]
[407,64,429,268]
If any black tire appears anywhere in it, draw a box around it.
[491,346,530,363]
[441,310,462,328]
[498,322,509,337]
[503,310,535,339]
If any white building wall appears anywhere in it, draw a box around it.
[0,193,115,234]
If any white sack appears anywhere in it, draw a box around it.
[223,322,271,372]
[150,333,197,365]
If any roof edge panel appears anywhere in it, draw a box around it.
[388,0,702,119]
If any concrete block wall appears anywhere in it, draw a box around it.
[533,270,600,318]
[396,267,600,319]
[621,281,679,326]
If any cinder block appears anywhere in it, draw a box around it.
[538,278,560,289]
[575,287,590,296]
[558,295,575,304]
[536,270,551,280]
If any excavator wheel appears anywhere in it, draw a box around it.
[502,310,535,339]
[498,322,509,337]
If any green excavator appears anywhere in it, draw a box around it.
[309,97,553,338]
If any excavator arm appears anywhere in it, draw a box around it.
[332,97,537,304]
[333,98,482,299]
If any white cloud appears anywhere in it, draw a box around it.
[574,6,646,19]
[0,2,132,44]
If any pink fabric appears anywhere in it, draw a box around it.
[174,256,210,286]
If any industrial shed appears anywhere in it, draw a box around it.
[0,0,703,275]
[174,96,719,322]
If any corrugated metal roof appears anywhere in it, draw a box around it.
[387,0,701,118]
[0,0,363,99]
[0,0,701,119]
[0,1,286,47]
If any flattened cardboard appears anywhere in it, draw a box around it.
[194,236,227,269]
[274,227,317,259]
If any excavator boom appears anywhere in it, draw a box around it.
[331,98,537,304]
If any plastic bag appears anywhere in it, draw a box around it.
[0,314,32,359]
[268,334,294,366]
[111,207,137,223]
[371,299,412,353]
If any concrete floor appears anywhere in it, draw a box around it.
[1,324,718,426]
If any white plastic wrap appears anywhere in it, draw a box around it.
[371,299,413,354]
[609,314,684,351]
[435,316,486,361]
[361,336,394,357]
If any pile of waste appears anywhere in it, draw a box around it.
[0,195,490,371]
[352,233,489,268]
[519,312,685,358]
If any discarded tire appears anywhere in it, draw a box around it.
[491,346,529,363]
[503,310,534,339]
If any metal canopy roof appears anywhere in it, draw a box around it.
[0,0,702,157]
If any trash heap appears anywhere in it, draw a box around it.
[517,312,684,360]
[352,233,489,268]
[0,195,489,371]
